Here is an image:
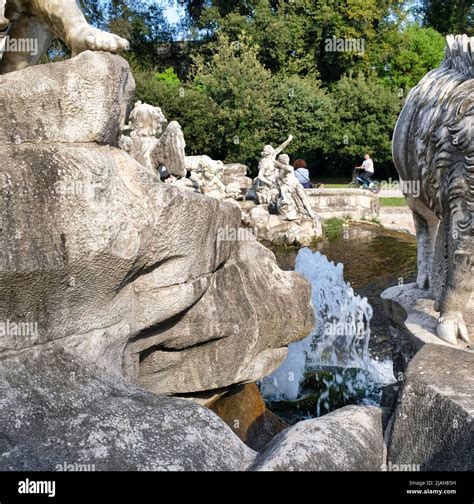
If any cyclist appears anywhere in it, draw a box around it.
[356,154,375,188]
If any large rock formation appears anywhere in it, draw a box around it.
[0,51,315,469]
[0,349,257,471]
[388,344,474,471]
[250,406,384,472]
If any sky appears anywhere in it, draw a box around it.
[163,5,183,25]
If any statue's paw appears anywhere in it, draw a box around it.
[70,26,129,56]
[416,273,430,290]
[437,313,471,345]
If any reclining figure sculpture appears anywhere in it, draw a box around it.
[392,35,473,346]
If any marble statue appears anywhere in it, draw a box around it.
[0,0,129,74]
[255,135,293,205]
[121,104,246,192]
[275,154,316,221]
[121,101,187,179]
[392,34,473,346]
[193,158,241,200]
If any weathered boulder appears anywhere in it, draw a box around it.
[222,163,253,192]
[242,204,321,247]
[389,344,474,471]
[0,51,134,145]
[0,51,314,399]
[0,349,256,471]
[128,238,315,395]
[250,406,384,471]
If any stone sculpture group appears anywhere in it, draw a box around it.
[120,101,245,201]
[121,101,319,225]
[253,136,315,221]
[119,101,187,180]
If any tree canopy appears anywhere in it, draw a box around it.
[69,0,472,177]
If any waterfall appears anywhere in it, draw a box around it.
[260,248,395,409]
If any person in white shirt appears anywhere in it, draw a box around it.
[357,154,375,186]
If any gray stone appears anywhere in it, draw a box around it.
[125,239,315,395]
[242,204,321,247]
[222,163,252,192]
[0,348,256,471]
[250,406,384,472]
[389,344,474,471]
[0,51,134,144]
[0,51,314,398]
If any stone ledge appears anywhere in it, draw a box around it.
[381,284,473,354]
[306,189,380,221]
[388,344,474,471]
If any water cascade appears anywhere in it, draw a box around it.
[260,249,395,419]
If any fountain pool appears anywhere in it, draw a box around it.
[260,224,417,423]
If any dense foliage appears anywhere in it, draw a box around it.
[70,0,472,178]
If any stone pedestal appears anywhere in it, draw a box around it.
[382,284,473,471]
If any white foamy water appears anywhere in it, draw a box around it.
[261,249,395,403]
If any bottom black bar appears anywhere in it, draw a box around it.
[0,472,472,503]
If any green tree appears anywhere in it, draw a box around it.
[270,75,335,168]
[416,0,474,36]
[192,34,276,166]
[379,24,445,90]
[181,0,411,81]
[133,66,222,158]
[326,73,402,177]
[107,0,175,66]
[79,0,107,29]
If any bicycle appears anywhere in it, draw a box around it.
[348,168,381,194]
